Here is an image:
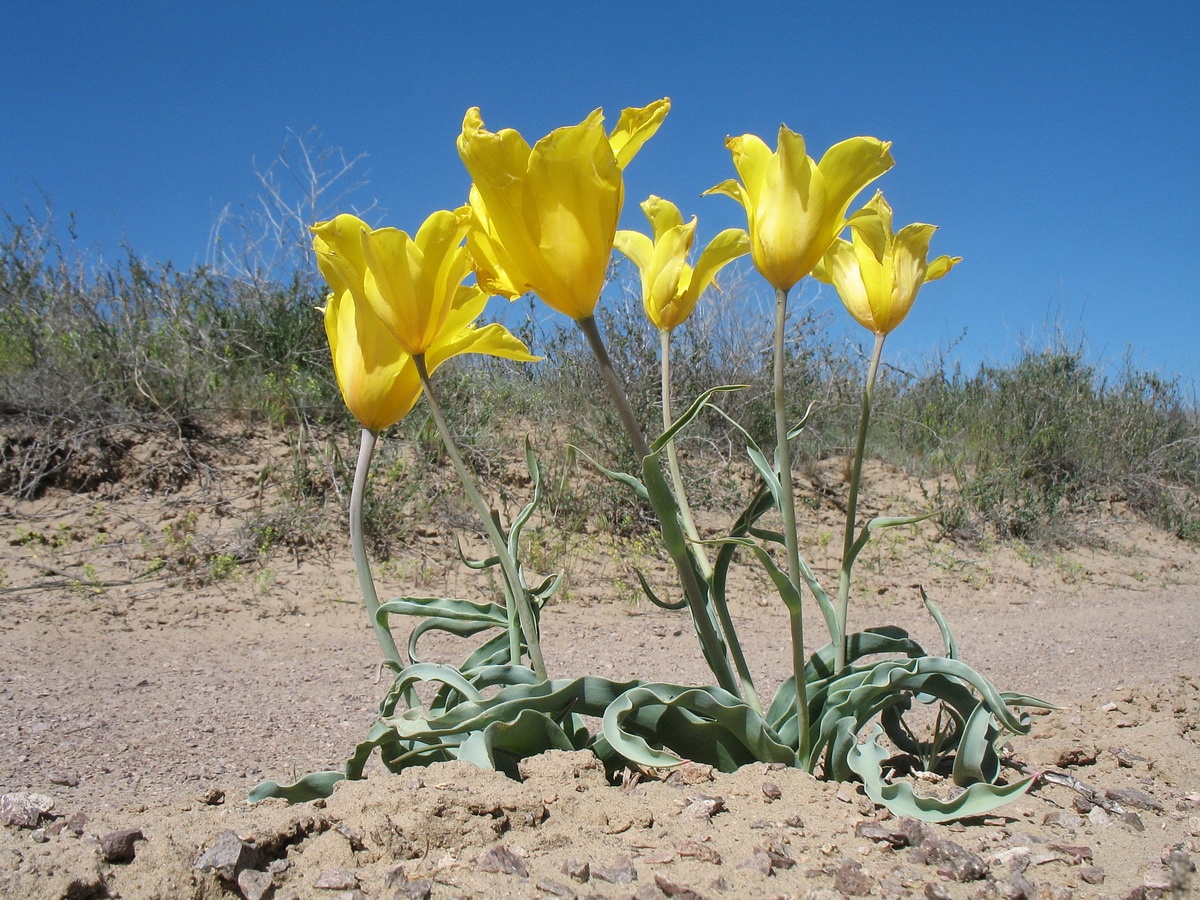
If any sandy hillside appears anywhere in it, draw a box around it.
[1,426,1198,899]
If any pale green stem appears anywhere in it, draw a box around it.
[788,604,811,768]
[659,327,710,578]
[773,286,809,756]
[835,331,886,672]
[576,315,739,698]
[414,355,548,681]
[350,428,404,671]
[577,316,652,458]
[660,326,761,715]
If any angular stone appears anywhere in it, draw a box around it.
[237,868,273,900]
[1079,866,1106,885]
[476,844,528,877]
[562,857,590,882]
[313,867,359,890]
[762,848,795,870]
[677,840,721,864]
[682,795,725,820]
[990,847,1031,872]
[384,864,433,900]
[655,873,709,899]
[0,792,55,828]
[642,848,675,864]
[1042,810,1085,830]
[855,819,915,847]
[1055,744,1099,767]
[592,855,637,884]
[1047,844,1093,863]
[392,876,434,900]
[665,762,715,785]
[834,859,874,896]
[926,838,988,882]
[761,781,782,802]
[195,830,259,882]
[924,882,954,900]
[1105,787,1164,811]
[737,851,773,876]
[534,877,576,898]
[99,828,144,863]
[1111,748,1147,768]
[898,816,936,848]
[999,871,1037,900]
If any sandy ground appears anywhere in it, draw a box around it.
[1,428,1198,899]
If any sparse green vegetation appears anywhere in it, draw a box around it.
[2,204,1197,566]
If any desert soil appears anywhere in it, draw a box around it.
[1,426,1198,899]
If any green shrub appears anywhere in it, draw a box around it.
[2,205,1195,543]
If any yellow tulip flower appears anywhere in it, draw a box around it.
[705,126,894,293]
[813,191,961,335]
[313,218,538,432]
[458,99,670,320]
[312,210,480,357]
[614,196,749,332]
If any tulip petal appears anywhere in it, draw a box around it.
[924,254,961,282]
[643,222,695,330]
[811,254,832,285]
[459,108,561,303]
[821,190,958,336]
[823,239,875,333]
[613,229,655,273]
[880,225,936,334]
[818,137,895,223]
[428,322,541,373]
[608,99,670,168]
[524,110,621,318]
[725,133,775,205]
[324,287,422,432]
[702,178,748,208]
[314,198,538,429]
[460,104,643,320]
[425,290,540,373]
[465,187,523,300]
[641,195,686,239]
[847,201,890,264]
[894,222,938,265]
[417,206,474,309]
[688,228,750,302]
[312,214,371,300]
[360,226,426,353]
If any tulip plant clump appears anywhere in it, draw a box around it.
[249,100,1050,821]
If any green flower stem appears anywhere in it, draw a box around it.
[835,331,886,672]
[577,316,652,459]
[787,602,811,767]
[773,286,809,754]
[659,327,709,576]
[660,327,761,715]
[413,354,548,681]
[577,315,739,698]
[350,428,404,671]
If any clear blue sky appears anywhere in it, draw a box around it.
[4,1,1197,384]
